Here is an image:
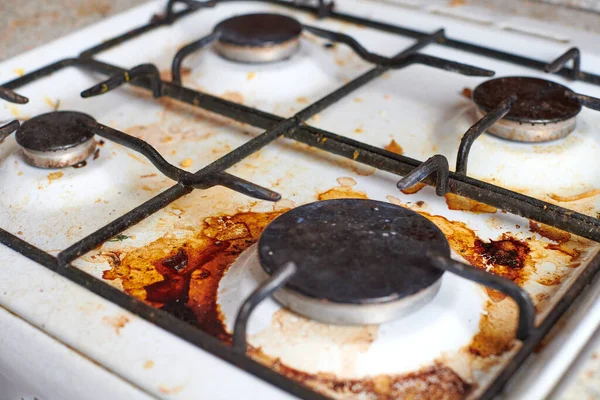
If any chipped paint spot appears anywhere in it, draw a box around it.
[336,177,357,187]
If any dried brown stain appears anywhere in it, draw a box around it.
[102,211,285,343]
[445,193,497,214]
[252,347,471,400]
[529,221,571,244]
[102,314,131,335]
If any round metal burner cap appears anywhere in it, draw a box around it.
[16,111,97,168]
[214,13,302,63]
[258,199,449,324]
[473,76,581,142]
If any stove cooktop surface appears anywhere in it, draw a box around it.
[1,1,600,399]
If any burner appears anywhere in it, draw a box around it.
[214,13,302,63]
[258,199,449,325]
[472,76,582,142]
[15,111,97,168]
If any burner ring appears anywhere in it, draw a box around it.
[214,13,302,63]
[258,199,448,324]
[16,111,97,168]
[473,77,582,142]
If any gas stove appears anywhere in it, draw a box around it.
[1,1,600,399]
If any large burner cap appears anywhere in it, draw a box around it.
[259,199,449,324]
[16,111,96,168]
[473,77,581,142]
[214,13,302,63]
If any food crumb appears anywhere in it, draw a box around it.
[12,68,24,77]
[354,97,363,103]
[247,71,256,80]
[144,360,155,369]
[450,0,465,6]
[296,97,309,104]
[180,158,193,168]
[462,87,473,99]
[384,95,391,100]
[354,127,364,133]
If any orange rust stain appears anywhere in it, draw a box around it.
[419,212,533,285]
[102,211,284,343]
[529,221,570,243]
[102,314,131,335]
[318,186,368,200]
[252,348,470,400]
[47,171,63,183]
[445,193,497,214]
[461,87,472,99]
[401,182,427,195]
[384,139,403,155]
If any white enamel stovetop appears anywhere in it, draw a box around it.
[1,1,600,399]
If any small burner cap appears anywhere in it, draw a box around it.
[473,77,581,124]
[259,199,449,324]
[214,13,302,63]
[473,77,582,142]
[16,111,97,168]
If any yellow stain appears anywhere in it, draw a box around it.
[247,72,256,80]
[9,105,19,117]
[12,68,24,77]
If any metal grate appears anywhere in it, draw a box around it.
[1,1,600,399]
